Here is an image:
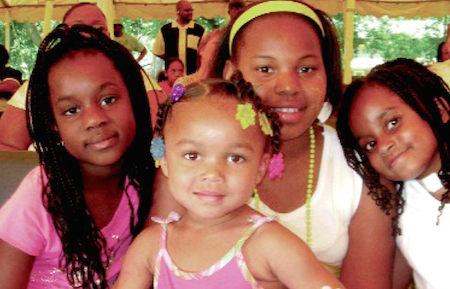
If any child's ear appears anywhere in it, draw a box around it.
[436,96,450,123]
[160,156,169,177]
[256,153,271,185]
[223,60,237,81]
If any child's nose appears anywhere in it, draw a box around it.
[379,135,395,155]
[274,71,300,97]
[201,161,224,183]
[84,106,108,130]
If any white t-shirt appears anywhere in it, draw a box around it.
[397,180,450,289]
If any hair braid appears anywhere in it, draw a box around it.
[27,25,154,287]
[154,77,282,156]
[338,58,450,234]
[230,71,282,155]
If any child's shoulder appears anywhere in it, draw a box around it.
[129,221,162,263]
[248,215,296,244]
[136,222,161,244]
[243,209,308,255]
[140,212,180,243]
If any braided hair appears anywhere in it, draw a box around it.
[26,25,154,287]
[337,58,450,234]
[154,73,282,156]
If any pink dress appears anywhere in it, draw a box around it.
[0,166,139,288]
[151,213,274,289]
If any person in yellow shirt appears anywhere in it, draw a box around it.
[114,20,147,62]
[152,0,205,75]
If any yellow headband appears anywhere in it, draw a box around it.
[229,1,325,53]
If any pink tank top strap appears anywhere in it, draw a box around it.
[151,212,180,250]
[235,214,276,251]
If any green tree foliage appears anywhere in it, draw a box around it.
[196,16,226,31]
[1,14,448,80]
[333,13,448,64]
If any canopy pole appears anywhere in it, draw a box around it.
[343,0,355,85]
[42,0,54,39]
[97,0,114,38]
[4,10,10,50]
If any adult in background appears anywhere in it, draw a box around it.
[152,0,205,75]
[114,19,147,62]
[437,42,450,63]
[429,24,450,85]
[175,0,245,86]
[0,44,22,100]
[0,2,164,150]
[228,0,246,19]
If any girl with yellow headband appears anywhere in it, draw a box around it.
[203,1,394,288]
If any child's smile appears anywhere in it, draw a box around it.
[49,52,136,171]
[233,14,326,140]
[84,132,120,151]
[160,97,269,220]
[349,83,440,181]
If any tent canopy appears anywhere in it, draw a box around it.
[0,0,449,23]
[0,0,448,84]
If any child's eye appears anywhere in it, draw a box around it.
[386,118,398,130]
[64,107,80,116]
[227,154,245,164]
[256,66,274,74]
[183,152,199,161]
[101,96,117,106]
[363,141,376,153]
[298,66,314,74]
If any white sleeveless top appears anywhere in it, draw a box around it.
[248,125,362,266]
[397,180,450,289]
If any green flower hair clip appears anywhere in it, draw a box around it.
[236,103,256,129]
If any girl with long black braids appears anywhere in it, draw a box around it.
[0,25,155,288]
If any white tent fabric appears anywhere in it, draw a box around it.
[0,0,448,22]
[0,0,447,22]
[0,0,448,83]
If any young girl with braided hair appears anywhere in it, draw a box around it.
[337,58,450,289]
[114,78,344,288]
[158,57,185,96]
[150,0,394,287]
[0,25,155,288]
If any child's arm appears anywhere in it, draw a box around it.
[247,222,345,289]
[0,239,35,288]
[340,185,395,289]
[113,225,159,288]
[393,246,413,289]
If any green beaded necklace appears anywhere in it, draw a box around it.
[305,125,315,247]
[252,125,316,247]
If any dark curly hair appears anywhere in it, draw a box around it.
[154,73,282,156]
[208,0,343,114]
[337,58,450,234]
[26,25,154,288]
